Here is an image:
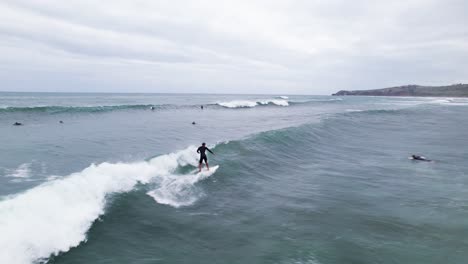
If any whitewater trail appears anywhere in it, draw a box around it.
[147,165,219,207]
[5,163,31,178]
[0,146,217,264]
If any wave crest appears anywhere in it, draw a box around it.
[0,104,157,114]
[0,146,217,264]
[217,99,289,108]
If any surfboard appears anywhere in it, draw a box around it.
[195,165,219,178]
[408,157,433,162]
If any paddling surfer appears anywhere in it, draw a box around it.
[197,143,214,172]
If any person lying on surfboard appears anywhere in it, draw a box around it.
[197,143,214,172]
[411,154,431,162]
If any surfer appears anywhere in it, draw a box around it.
[13,122,23,126]
[197,143,214,172]
[201,105,204,110]
[411,154,431,162]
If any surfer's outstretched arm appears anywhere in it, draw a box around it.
[207,148,214,154]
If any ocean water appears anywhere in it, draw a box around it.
[1,93,468,264]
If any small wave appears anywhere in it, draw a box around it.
[345,109,364,112]
[217,99,289,108]
[287,98,343,106]
[0,146,217,264]
[276,96,289,99]
[0,104,160,114]
[309,98,343,102]
[428,98,468,106]
[342,108,414,116]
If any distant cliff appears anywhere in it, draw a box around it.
[332,84,468,97]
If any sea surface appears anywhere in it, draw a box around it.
[1,92,468,264]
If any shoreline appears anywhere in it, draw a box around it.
[332,84,468,97]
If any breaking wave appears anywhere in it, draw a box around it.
[0,98,349,114]
[0,146,218,264]
[216,99,289,108]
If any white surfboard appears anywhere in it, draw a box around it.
[195,165,219,179]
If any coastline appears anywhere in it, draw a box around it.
[332,84,468,97]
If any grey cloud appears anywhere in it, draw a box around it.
[0,0,467,94]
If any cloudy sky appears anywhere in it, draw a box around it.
[0,0,467,94]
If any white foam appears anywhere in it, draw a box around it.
[147,165,219,207]
[217,100,258,108]
[429,98,468,106]
[386,97,468,107]
[258,99,289,106]
[6,163,31,178]
[217,99,289,108]
[0,146,212,264]
[429,99,452,104]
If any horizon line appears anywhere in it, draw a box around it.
[0,91,327,96]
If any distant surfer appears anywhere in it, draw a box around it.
[13,122,23,126]
[410,154,431,162]
[150,106,155,110]
[192,121,196,125]
[201,105,204,110]
[197,143,214,172]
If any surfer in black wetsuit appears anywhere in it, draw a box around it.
[197,143,214,172]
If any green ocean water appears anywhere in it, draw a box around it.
[1,93,467,264]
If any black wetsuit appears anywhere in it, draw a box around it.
[197,146,213,164]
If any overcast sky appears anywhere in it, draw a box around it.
[0,0,467,94]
